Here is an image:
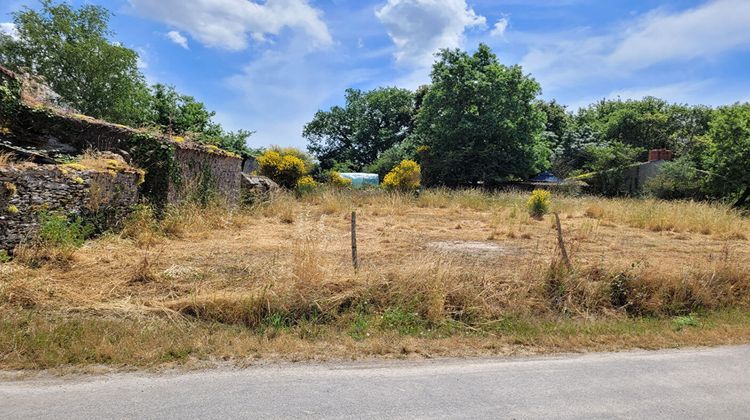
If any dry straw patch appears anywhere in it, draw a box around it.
[1,189,750,369]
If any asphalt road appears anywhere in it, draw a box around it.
[2,345,750,419]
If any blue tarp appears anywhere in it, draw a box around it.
[530,171,562,183]
[340,173,379,188]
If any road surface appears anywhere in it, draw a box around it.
[2,345,749,419]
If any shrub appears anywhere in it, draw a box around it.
[38,212,94,249]
[296,175,318,195]
[644,157,708,200]
[15,212,94,267]
[527,189,551,218]
[328,171,352,189]
[257,149,309,189]
[382,159,421,191]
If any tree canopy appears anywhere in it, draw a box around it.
[0,0,150,126]
[304,87,415,172]
[415,44,549,186]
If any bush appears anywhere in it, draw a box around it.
[527,189,551,218]
[328,171,352,189]
[296,175,318,195]
[38,212,94,249]
[257,149,308,189]
[15,212,94,267]
[644,157,708,200]
[382,160,421,191]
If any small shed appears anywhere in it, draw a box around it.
[339,173,379,188]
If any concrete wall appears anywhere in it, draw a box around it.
[0,164,140,251]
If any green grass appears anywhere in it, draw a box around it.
[3,308,750,370]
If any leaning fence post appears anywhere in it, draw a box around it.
[553,212,572,270]
[351,211,359,270]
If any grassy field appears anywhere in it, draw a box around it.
[2,189,750,371]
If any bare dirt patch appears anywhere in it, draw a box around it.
[427,240,522,257]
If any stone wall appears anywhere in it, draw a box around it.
[169,147,242,204]
[1,65,242,208]
[0,164,140,251]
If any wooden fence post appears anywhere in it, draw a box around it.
[554,212,572,270]
[351,211,359,270]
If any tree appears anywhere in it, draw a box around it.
[304,87,415,171]
[415,44,549,186]
[537,99,570,145]
[0,0,150,126]
[577,142,643,196]
[705,103,750,207]
[148,84,217,136]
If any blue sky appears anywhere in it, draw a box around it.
[2,0,750,150]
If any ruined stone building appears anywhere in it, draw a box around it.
[0,65,243,251]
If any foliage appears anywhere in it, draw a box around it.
[304,87,415,171]
[643,157,709,200]
[327,171,352,189]
[148,84,217,135]
[126,133,178,210]
[365,135,420,178]
[415,44,549,186]
[537,99,571,146]
[257,148,310,189]
[705,103,750,207]
[527,189,551,218]
[382,159,421,191]
[0,0,151,126]
[38,211,94,249]
[577,142,644,196]
[295,175,317,195]
[575,97,712,159]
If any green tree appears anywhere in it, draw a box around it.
[705,103,750,207]
[0,0,150,126]
[575,97,712,159]
[149,84,217,136]
[577,142,643,196]
[415,44,549,186]
[304,87,415,171]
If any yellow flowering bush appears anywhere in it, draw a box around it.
[382,160,421,191]
[527,189,551,218]
[257,150,308,188]
[328,171,353,189]
[296,175,318,194]
[6,204,19,215]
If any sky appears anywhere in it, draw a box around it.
[2,0,750,150]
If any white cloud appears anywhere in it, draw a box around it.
[610,0,750,69]
[128,0,332,51]
[166,30,189,49]
[375,0,486,66]
[490,16,509,37]
[0,22,18,40]
[517,0,750,94]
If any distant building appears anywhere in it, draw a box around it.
[572,149,673,195]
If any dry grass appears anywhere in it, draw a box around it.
[0,152,13,167]
[1,188,750,370]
